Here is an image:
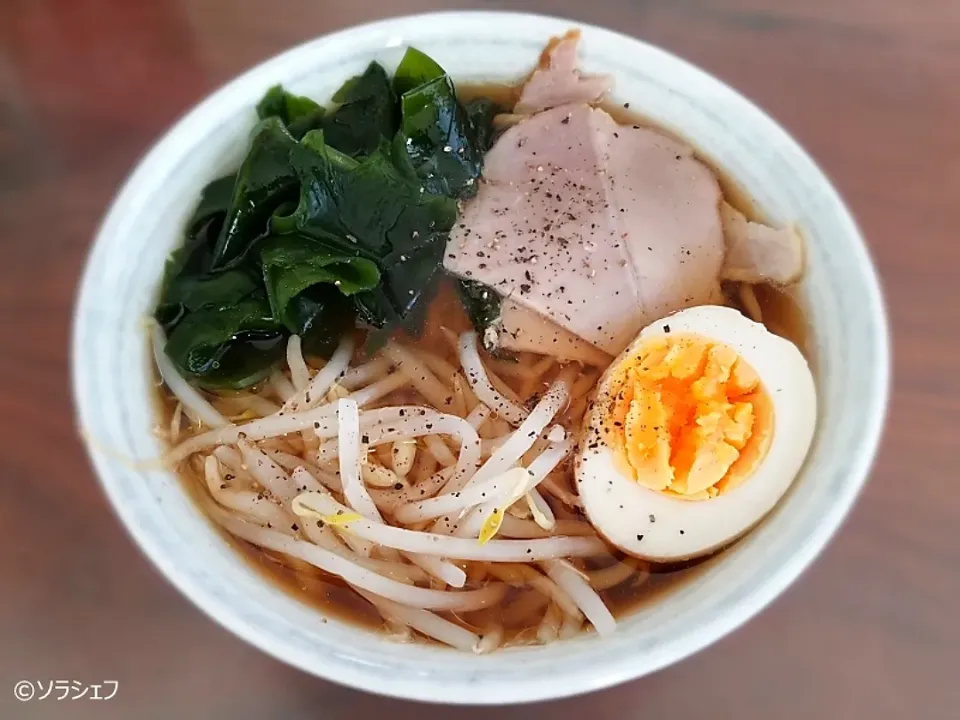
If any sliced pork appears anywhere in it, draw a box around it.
[498,299,613,366]
[445,33,804,363]
[445,103,725,356]
[514,31,612,115]
[719,202,804,284]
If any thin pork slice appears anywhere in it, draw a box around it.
[497,299,613,366]
[719,202,804,284]
[514,31,612,115]
[445,103,725,356]
[446,104,643,354]
[598,114,726,321]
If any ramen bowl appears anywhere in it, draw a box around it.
[72,11,889,704]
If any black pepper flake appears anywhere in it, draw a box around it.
[291,523,299,532]
[623,102,631,109]
[394,482,404,490]
[649,514,656,523]
[561,116,570,125]
[636,534,644,542]
[361,434,370,443]
[663,324,671,333]
[679,529,685,535]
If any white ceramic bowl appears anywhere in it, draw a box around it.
[72,11,889,704]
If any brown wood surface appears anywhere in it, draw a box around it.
[1,0,957,718]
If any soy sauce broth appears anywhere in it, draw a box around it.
[156,81,811,644]
[157,280,724,641]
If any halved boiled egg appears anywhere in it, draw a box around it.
[576,305,816,562]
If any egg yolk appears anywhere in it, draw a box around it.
[602,333,773,500]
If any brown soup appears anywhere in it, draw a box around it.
[156,82,810,646]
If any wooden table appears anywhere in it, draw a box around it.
[1,1,957,718]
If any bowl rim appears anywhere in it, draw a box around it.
[71,9,890,704]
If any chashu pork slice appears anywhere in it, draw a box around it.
[445,103,726,356]
[515,30,612,115]
[719,201,804,284]
[498,299,613,366]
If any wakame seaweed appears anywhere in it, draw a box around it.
[465,98,500,153]
[322,62,399,158]
[156,47,496,389]
[457,278,505,355]
[256,85,323,126]
[260,234,380,332]
[395,48,492,199]
[186,173,237,241]
[400,76,483,198]
[212,118,300,269]
[281,132,457,259]
[457,278,501,331]
[393,47,445,96]
[280,131,456,341]
[164,294,286,389]
[256,86,326,141]
[157,269,259,332]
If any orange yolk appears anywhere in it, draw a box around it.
[602,334,774,500]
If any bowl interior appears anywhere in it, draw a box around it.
[72,11,888,704]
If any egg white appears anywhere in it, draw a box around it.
[576,305,817,562]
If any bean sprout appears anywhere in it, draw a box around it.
[151,324,228,429]
[459,331,528,424]
[292,491,606,562]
